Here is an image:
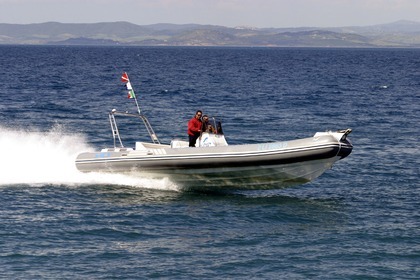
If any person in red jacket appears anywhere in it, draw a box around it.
[188,110,202,147]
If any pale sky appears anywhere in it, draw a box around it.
[0,0,419,28]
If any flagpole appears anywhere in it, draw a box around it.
[119,72,161,144]
[122,72,141,115]
[133,93,141,115]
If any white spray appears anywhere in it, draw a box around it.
[0,125,180,191]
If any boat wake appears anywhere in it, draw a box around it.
[0,125,180,191]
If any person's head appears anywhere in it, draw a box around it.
[202,115,209,122]
[195,110,202,119]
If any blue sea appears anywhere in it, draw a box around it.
[0,46,418,279]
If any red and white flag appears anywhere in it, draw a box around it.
[121,72,136,99]
[121,72,129,83]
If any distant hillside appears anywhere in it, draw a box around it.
[1,21,419,47]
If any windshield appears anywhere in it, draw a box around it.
[202,116,223,135]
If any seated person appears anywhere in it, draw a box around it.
[202,115,215,133]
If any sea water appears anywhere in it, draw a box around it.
[0,46,418,279]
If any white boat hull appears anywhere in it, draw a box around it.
[126,157,342,191]
[75,130,352,191]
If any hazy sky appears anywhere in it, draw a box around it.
[0,0,419,27]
